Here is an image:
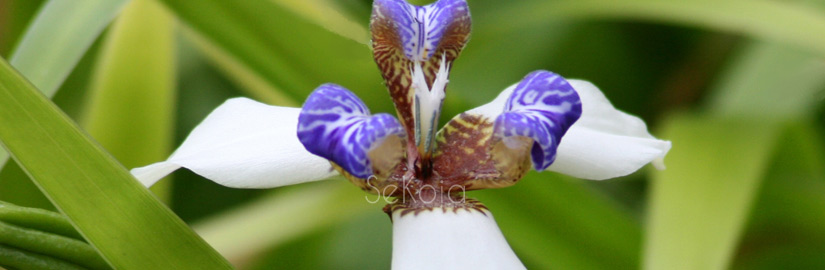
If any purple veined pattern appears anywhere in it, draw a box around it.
[494,71,583,170]
[371,0,471,148]
[297,84,405,179]
[373,0,470,61]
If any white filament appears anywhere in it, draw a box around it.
[412,55,449,153]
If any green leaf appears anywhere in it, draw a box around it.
[644,7,825,266]
[0,58,232,269]
[707,41,825,119]
[158,0,387,111]
[270,0,369,45]
[0,201,81,240]
[733,123,825,269]
[9,0,127,101]
[1,0,128,171]
[0,221,108,269]
[193,180,373,265]
[503,0,825,58]
[0,161,54,210]
[82,0,176,201]
[0,0,42,56]
[644,115,780,270]
[0,244,87,270]
[476,173,641,269]
[180,28,297,106]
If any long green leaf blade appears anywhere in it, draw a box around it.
[158,0,383,108]
[194,181,372,265]
[270,0,369,45]
[0,220,108,269]
[9,0,127,97]
[83,0,176,200]
[707,42,825,119]
[0,58,232,269]
[477,174,641,269]
[1,0,128,170]
[504,0,825,58]
[644,116,779,270]
[734,123,825,269]
[0,244,87,270]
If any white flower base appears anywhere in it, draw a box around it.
[391,207,526,270]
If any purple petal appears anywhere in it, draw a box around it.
[371,0,471,142]
[297,84,405,179]
[494,71,583,170]
[372,0,470,61]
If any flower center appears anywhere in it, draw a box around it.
[409,55,449,178]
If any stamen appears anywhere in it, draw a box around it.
[411,55,449,163]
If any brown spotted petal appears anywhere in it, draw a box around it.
[370,0,471,141]
[431,71,583,191]
[430,112,534,191]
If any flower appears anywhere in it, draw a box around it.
[131,0,671,269]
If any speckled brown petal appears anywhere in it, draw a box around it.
[430,113,533,191]
[370,0,471,142]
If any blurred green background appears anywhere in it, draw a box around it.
[0,0,824,269]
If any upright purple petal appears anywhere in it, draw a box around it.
[494,71,583,170]
[297,84,405,179]
[372,0,470,62]
[370,0,471,147]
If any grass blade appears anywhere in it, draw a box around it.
[644,116,779,270]
[82,0,176,200]
[0,244,87,270]
[0,221,108,269]
[0,57,232,269]
[477,173,642,269]
[9,0,127,100]
[194,181,372,266]
[270,0,369,45]
[1,0,128,170]
[707,42,825,119]
[159,0,386,110]
[504,0,825,58]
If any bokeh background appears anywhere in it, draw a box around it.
[0,0,824,269]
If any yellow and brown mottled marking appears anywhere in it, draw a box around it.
[371,12,416,145]
[383,196,489,221]
[370,4,471,170]
[430,114,532,191]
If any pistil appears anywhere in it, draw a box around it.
[410,55,449,175]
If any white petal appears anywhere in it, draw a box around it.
[391,208,525,270]
[130,97,337,188]
[466,80,671,180]
[547,80,671,180]
[131,162,181,187]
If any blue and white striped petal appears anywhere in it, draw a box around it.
[371,0,471,150]
[372,0,470,62]
[430,71,581,190]
[464,74,672,181]
[297,84,405,179]
[494,71,582,170]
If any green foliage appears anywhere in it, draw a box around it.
[0,0,824,269]
[501,0,825,58]
[0,57,231,268]
[646,116,780,270]
[477,174,642,269]
[0,0,129,210]
[0,202,109,269]
[82,0,176,201]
